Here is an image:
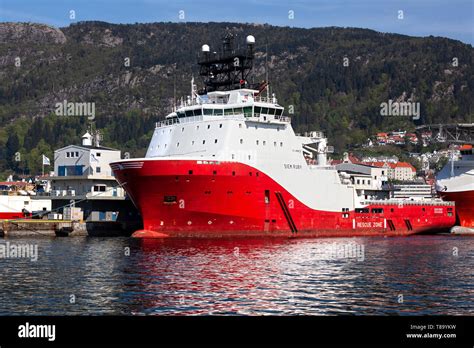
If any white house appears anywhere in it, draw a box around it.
[50,131,125,199]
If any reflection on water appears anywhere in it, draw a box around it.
[0,235,472,315]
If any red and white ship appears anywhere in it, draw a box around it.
[436,143,474,228]
[111,33,455,238]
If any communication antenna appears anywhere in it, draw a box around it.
[265,43,269,99]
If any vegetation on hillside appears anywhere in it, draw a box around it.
[0,21,472,178]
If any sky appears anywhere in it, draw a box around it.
[0,0,472,45]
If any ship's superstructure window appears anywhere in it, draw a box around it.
[263,141,266,146]
[243,106,252,117]
[219,124,222,128]
[214,139,218,143]
[207,125,211,129]
[204,108,213,115]
[202,140,206,144]
[256,140,259,145]
[240,139,243,144]
[239,123,242,128]
[280,142,283,147]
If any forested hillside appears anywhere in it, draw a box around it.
[0,21,472,177]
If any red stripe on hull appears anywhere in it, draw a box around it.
[0,212,25,220]
[439,190,474,227]
[112,160,455,238]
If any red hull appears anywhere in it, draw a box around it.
[0,212,26,220]
[112,160,456,238]
[439,190,474,228]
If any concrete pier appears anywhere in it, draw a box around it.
[0,219,140,237]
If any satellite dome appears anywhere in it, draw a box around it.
[202,44,210,52]
[246,35,255,45]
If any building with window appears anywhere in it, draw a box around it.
[50,131,124,199]
[44,131,141,223]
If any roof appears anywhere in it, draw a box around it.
[394,162,416,171]
[55,144,119,152]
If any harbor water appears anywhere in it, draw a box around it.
[0,235,472,315]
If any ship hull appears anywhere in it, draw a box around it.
[0,212,26,220]
[438,190,474,228]
[111,159,455,238]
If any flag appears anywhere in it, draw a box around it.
[42,154,50,166]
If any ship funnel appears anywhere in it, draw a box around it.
[82,131,92,146]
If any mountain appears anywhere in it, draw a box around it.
[0,21,472,176]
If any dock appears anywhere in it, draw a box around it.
[0,219,140,237]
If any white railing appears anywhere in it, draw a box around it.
[360,200,455,206]
[254,96,277,104]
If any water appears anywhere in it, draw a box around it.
[0,235,472,315]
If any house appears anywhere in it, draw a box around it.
[50,131,124,199]
[392,162,417,181]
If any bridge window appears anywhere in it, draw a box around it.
[275,109,283,116]
[243,106,252,117]
[355,208,370,213]
[254,106,261,115]
[233,107,243,114]
[185,110,193,117]
[194,108,202,116]
[204,108,213,115]
[261,107,268,114]
[213,109,223,116]
[268,108,276,116]
[224,108,233,116]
